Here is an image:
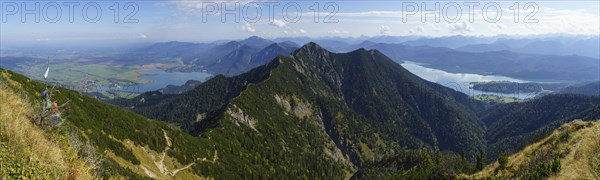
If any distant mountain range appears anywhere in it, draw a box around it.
[359,42,599,82]
[135,36,298,76]
[457,37,600,59]
[135,35,598,83]
[559,81,600,96]
[205,41,298,76]
[270,35,598,59]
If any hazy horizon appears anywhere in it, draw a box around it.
[2,1,599,46]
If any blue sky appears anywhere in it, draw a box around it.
[1,0,599,45]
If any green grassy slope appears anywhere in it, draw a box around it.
[1,68,212,178]
[469,119,600,179]
[0,80,96,179]
[2,61,355,179]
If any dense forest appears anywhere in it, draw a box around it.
[560,81,600,96]
[111,43,599,178]
[122,43,599,178]
[480,94,600,161]
[120,43,490,165]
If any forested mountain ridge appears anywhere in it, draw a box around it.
[560,81,600,96]
[120,43,600,179]
[352,95,599,179]
[122,60,276,131]
[206,41,298,76]
[480,94,600,161]
[0,66,354,179]
[124,42,488,167]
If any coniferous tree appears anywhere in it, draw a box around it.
[498,153,508,169]
[476,147,486,170]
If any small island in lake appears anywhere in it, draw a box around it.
[469,81,569,94]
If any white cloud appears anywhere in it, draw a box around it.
[139,34,148,38]
[494,23,504,30]
[337,5,598,36]
[337,11,404,17]
[448,21,473,33]
[534,7,600,35]
[427,23,442,32]
[380,25,390,34]
[288,29,307,35]
[488,23,505,33]
[269,19,287,29]
[168,0,253,10]
[241,23,256,33]
[166,0,255,18]
[328,29,349,34]
[416,26,424,32]
[408,26,424,34]
[163,1,599,37]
